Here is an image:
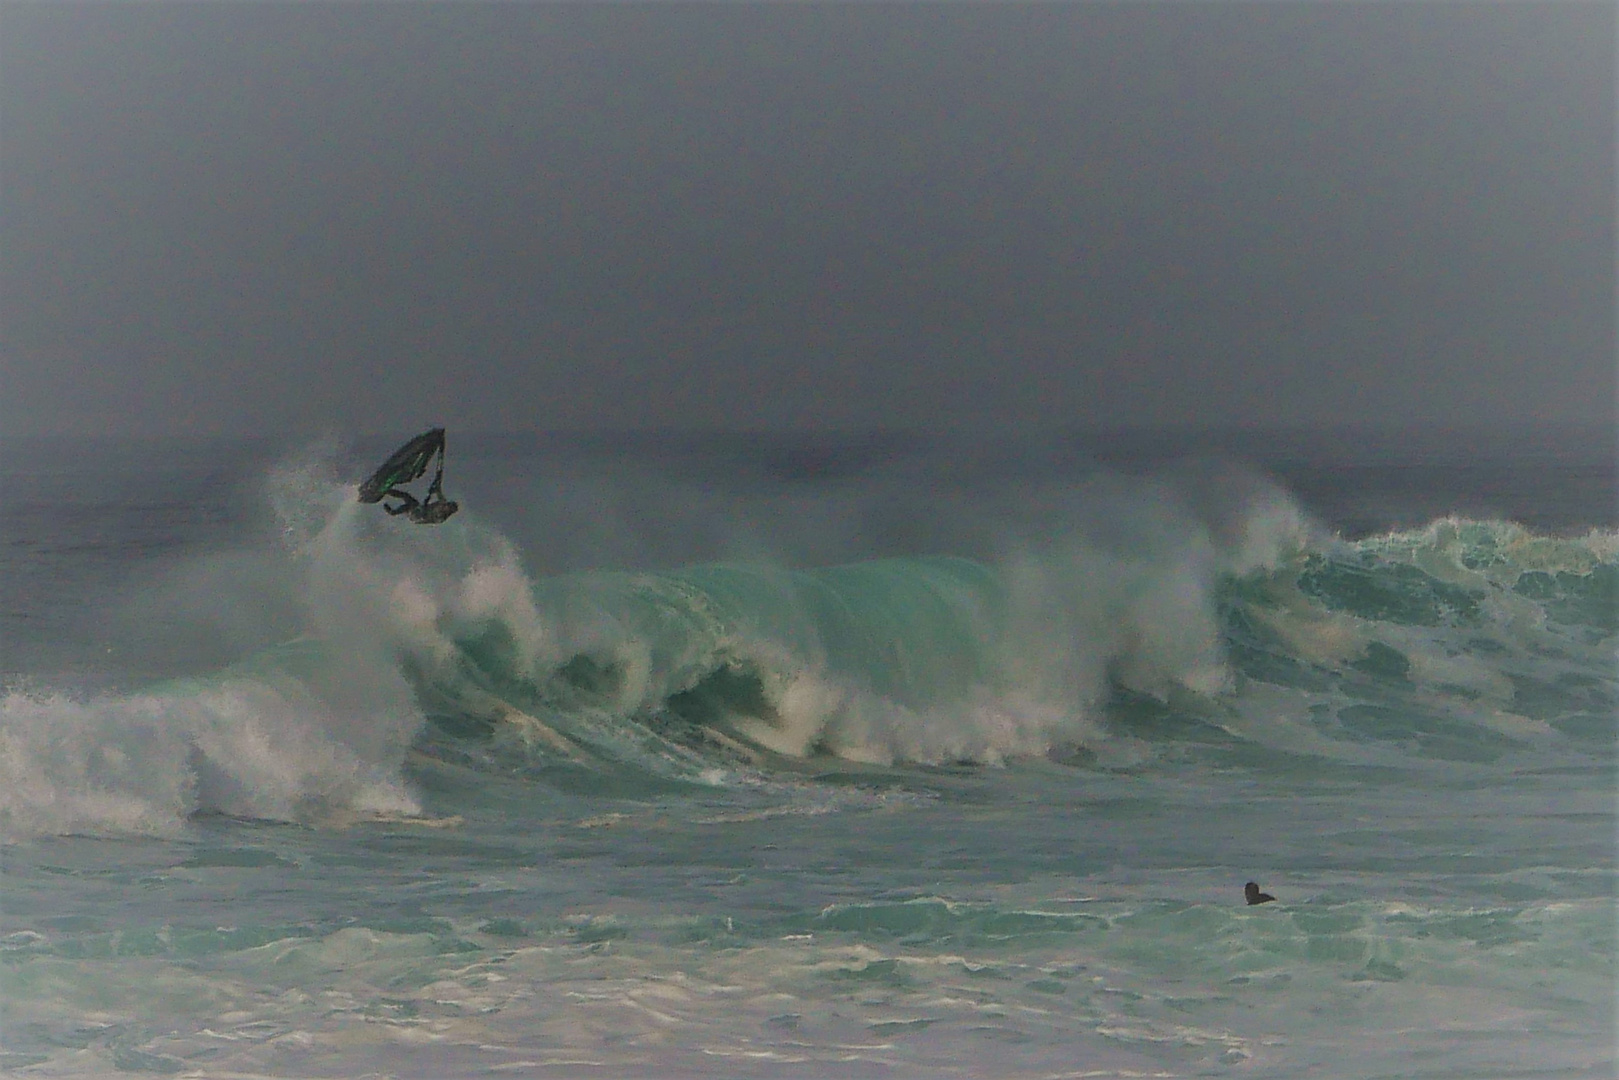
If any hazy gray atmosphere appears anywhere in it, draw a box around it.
[2,1,1612,439]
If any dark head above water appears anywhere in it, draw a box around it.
[1245,882,1276,905]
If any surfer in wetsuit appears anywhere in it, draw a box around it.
[1244,882,1276,905]
[358,428,459,524]
[382,473,458,524]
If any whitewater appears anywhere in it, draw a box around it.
[1,430,1613,1078]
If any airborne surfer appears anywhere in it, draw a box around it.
[358,427,459,524]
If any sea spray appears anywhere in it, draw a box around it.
[0,456,432,838]
[4,444,1611,823]
[0,676,420,837]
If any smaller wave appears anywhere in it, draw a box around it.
[0,676,420,839]
[1204,517,1617,766]
[0,458,438,839]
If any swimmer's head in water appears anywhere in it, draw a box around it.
[1245,882,1276,905]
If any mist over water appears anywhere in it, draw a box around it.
[1,430,1613,1077]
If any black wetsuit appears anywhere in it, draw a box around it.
[383,490,459,524]
[381,469,458,524]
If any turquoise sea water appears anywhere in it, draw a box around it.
[1,431,1613,1077]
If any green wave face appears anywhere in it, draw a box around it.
[372,518,1615,778]
[8,512,1610,840]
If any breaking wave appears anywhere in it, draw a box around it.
[3,453,1613,839]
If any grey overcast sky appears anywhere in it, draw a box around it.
[0,1,1612,439]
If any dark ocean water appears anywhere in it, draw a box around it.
[1,428,1613,1077]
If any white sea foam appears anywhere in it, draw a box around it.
[0,678,419,838]
[0,454,431,838]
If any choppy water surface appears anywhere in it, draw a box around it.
[2,431,1613,1077]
